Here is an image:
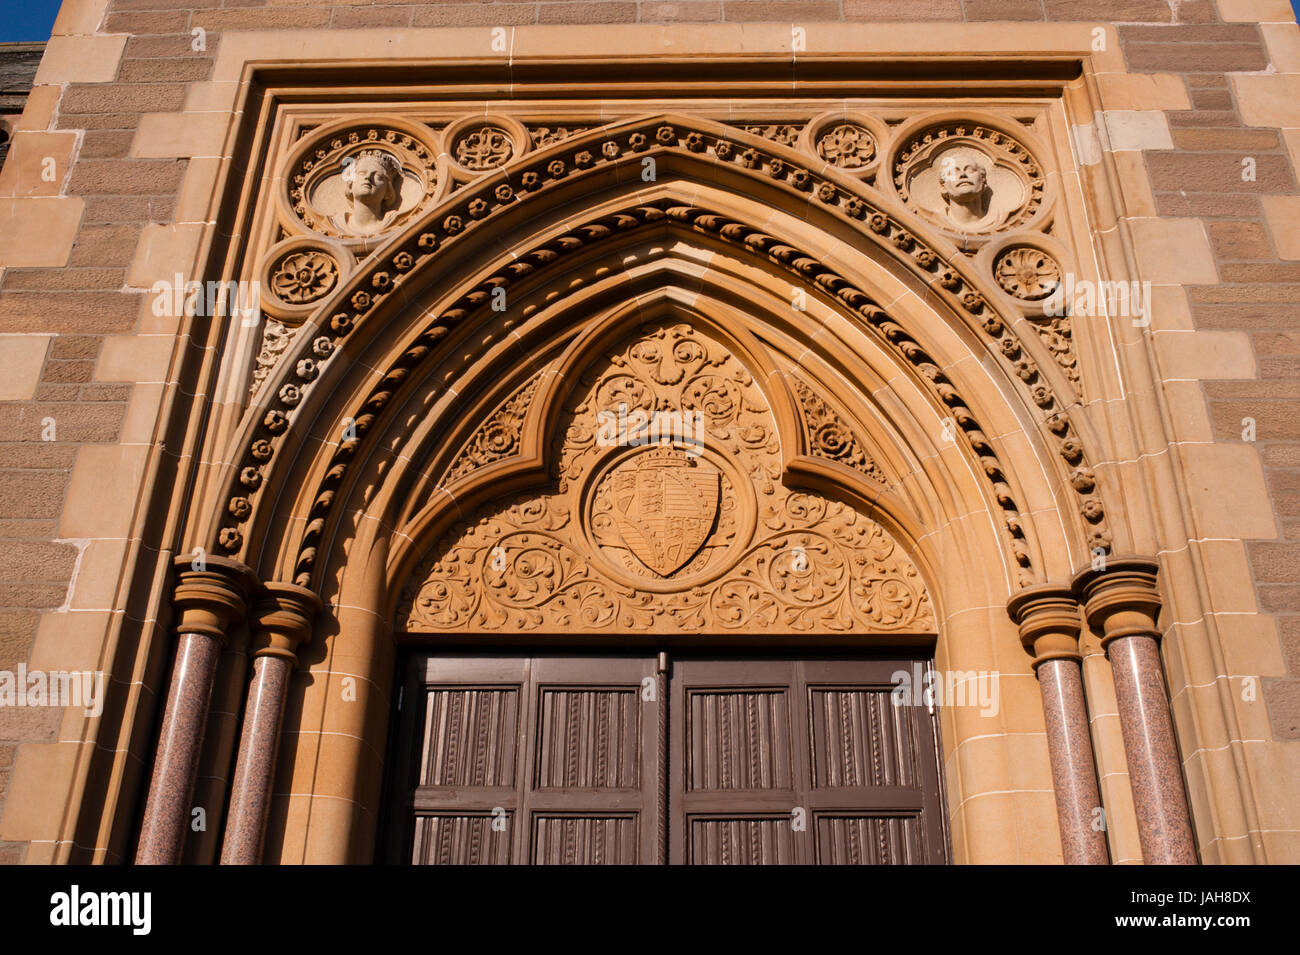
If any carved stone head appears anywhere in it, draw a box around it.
[339,149,403,235]
[936,147,992,226]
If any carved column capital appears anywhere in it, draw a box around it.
[1007,583,1082,667]
[1073,556,1162,649]
[171,555,259,643]
[249,582,320,663]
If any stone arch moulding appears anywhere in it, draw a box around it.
[204,112,1114,603]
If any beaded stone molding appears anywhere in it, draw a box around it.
[222,115,1107,590]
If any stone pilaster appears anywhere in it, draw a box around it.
[220,582,320,865]
[136,555,258,865]
[1007,584,1109,865]
[1075,557,1197,865]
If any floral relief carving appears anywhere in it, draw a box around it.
[816,123,877,169]
[270,250,340,305]
[1027,315,1080,389]
[400,323,935,633]
[791,375,888,484]
[995,246,1061,301]
[453,125,515,171]
[529,125,595,149]
[732,123,803,146]
[250,319,297,396]
[443,373,544,485]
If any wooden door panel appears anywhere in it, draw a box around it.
[396,652,947,865]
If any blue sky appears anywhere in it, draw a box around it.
[0,0,1296,42]
[1,0,62,42]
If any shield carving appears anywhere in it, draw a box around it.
[608,446,720,576]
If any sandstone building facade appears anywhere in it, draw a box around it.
[0,0,1298,865]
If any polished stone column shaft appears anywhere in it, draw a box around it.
[137,555,257,865]
[1077,558,1197,865]
[221,582,319,865]
[1008,585,1109,865]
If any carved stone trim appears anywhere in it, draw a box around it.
[528,125,595,149]
[441,372,544,486]
[399,323,936,634]
[791,373,888,484]
[219,118,1104,586]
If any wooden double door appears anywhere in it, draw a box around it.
[385,652,948,864]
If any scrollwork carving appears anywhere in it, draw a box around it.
[400,323,934,633]
[791,375,887,484]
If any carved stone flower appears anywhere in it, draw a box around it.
[574,150,594,167]
[816,123,877,168]
[468,198,489,219]
[239,466,262,490]
[329,313,353,336]
[601,141,620,160]
[715,141,734,160]
[313,336,334,358]
[867,213,888,234]
[372,272,392,291]
[520,171,540,190]
[1081,497,1105,522]
[392,251,414,272]
[279,383,302,406]
[768,158,786,178]
[218,527,242,551]
[844,197,865,219]
[741,148,761,169]
[817,182,837,203]
[685,132,706,152]
[250,439,273,461]
[418,233,438,250]
[271,251,338,305]
[443,214,463,234]
[656,125,676,145]
[296,358,318,381]
[547,159,567,177]
[628,132,647,150]
[263,409,288,433]
[228,497,252,519]
[995,247,1062,301]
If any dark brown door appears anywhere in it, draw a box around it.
[390,654,660,864]
[389,652,947,864]
[670,657,946,864]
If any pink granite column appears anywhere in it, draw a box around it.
[221,582,319,865]
[1007,585,1109,865]
[1076,558,1197,865]
[137,555,257,865]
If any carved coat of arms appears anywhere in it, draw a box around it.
[607,445,720,576]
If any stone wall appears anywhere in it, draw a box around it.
[0,0,1298,863]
